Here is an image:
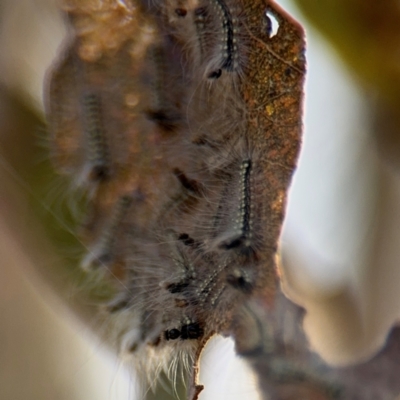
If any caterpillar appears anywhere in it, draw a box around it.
[81,194,133,272]
[82,93,111,182]
[208,0,239,74]
[214,158,255,251]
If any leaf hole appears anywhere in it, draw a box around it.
[264,10,279,38]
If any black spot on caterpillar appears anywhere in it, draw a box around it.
[173,168,203,195]
[165,322,203,341]
[166,280,190,294]
[145,110,180,132]
[207,68,222,79]
[180,322,204,340]
[165,328,181,340]
[178,233,197,247]
[175,8,187,17]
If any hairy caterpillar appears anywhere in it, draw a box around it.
[208,0,239,74]
[45,1,305,399]
[81,194,134,272]
[82,93,111,182]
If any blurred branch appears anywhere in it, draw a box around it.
[0,85,110,325]
[236,288,400,400]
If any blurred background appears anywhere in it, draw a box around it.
[1,0,400,399]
